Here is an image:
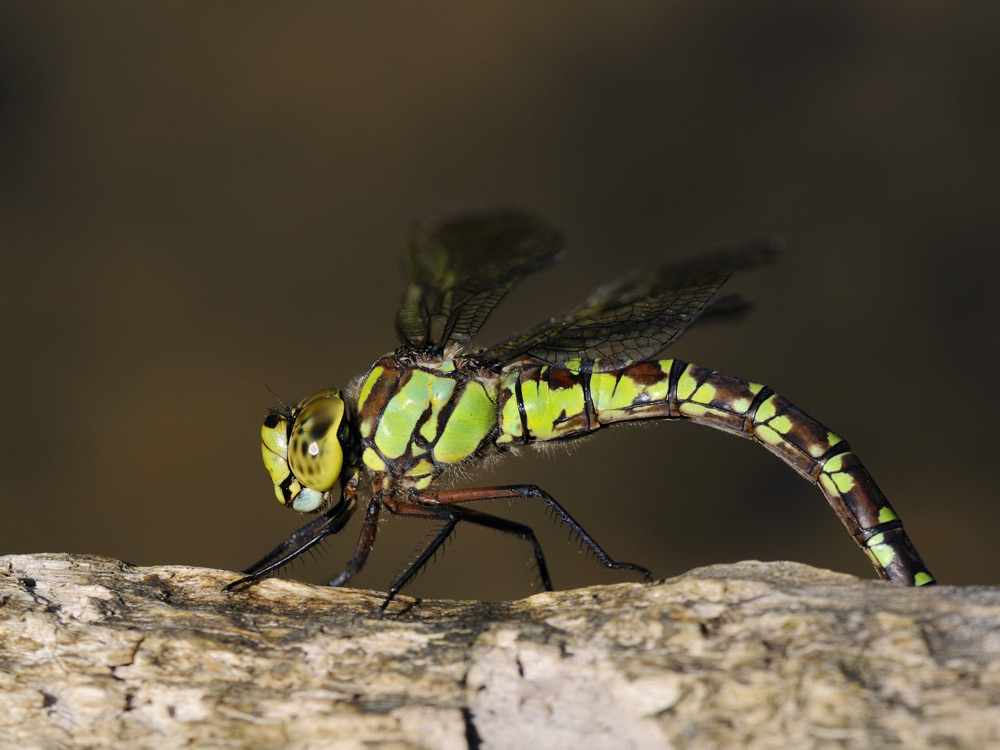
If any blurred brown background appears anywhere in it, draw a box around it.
[2,3,997,601]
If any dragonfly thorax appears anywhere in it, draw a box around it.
[354,354,498,489]
[260,389,348,513]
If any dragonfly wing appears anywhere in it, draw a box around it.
[481,237,782,371]
[394,210,564,349]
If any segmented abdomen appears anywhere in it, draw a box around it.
[496,359,934,586]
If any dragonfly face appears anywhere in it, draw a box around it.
[260,389,347,513]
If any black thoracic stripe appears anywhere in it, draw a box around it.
[514,376,529,440]
[368,364,408,430]
[742,384,775,432]
[666,359,687,417]
[410,403,437,448]
[427,379,466,450]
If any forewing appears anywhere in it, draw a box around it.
[481,237,782,371]
[394,210,564,349]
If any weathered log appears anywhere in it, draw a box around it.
[0,554,997,749]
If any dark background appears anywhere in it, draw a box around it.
[2,3,997,601]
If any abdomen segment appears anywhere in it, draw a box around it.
[496,359,935,586]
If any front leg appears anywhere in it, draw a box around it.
[224,495,356,593]
[328,499,382,587]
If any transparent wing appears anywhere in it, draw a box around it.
[480,237,783,372]
[394,210,564,349]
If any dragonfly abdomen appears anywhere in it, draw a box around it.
[496,359,934,586]
[496,359,686,444]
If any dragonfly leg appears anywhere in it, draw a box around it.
[416,485,654,582]
[380,495,554,610]
[328,499,382,587]
[224,497,356,593]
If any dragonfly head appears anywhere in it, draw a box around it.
[260,389,348,513]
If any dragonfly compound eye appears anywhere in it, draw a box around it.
[287,391,346,500]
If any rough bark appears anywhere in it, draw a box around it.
[0,554,997,750]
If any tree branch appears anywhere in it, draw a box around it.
[1,554,996,749]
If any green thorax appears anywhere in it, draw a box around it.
[354,353,500,489]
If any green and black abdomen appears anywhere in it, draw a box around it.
[496,359,934,586]
[495,359,683,444]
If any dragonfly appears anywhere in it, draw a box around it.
[227,209,935,609]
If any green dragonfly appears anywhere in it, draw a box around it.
[227,210,935,608]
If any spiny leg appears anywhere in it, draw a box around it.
[380,496,553,610]
[417,485,653,582]
[224,499,356,593]
[328,499,382,588]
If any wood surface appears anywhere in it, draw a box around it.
[1,554,997,749]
